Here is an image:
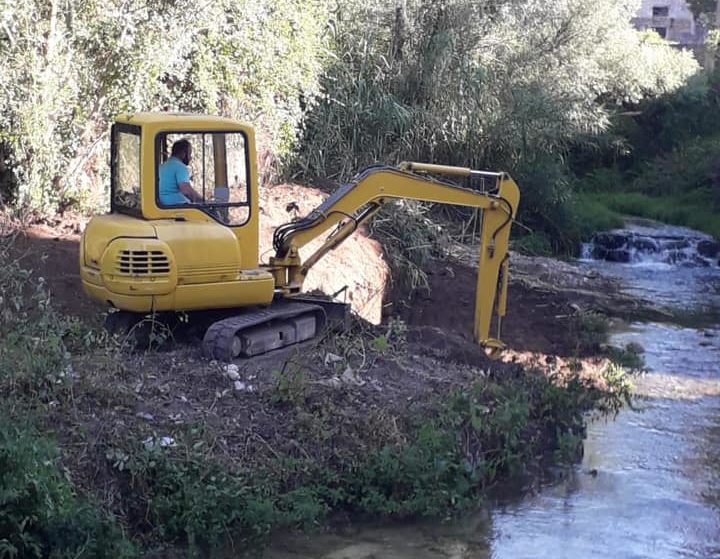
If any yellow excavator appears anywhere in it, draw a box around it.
[80,113,520,360]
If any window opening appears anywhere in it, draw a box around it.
[111,124,141,213]
[155,131,250,226]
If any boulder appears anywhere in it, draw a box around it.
[603,249,632,263]
[629,236,658,253]
[659,239,690,251]
[697,240,720,259]
[592,232,628,251]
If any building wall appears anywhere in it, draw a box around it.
[632,0,706,45]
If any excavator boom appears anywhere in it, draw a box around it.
[267,162,520,351]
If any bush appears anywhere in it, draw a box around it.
[512,159,625,254]
[0,1,329,213]
[513,232,554,256]
[0,420,136,559]
[576,167,626,193]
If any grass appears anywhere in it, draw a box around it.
[574,130,720,241]
[587,191,720,239]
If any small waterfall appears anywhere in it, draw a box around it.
[582,228,720,268]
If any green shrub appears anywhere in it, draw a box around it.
[510,164,625,255]
[604,342,645,371]
[569,193,625,241]
[118,445,331,554]
[0,420,136,559]
[349,422,469,516]
[368,201,445,294]
[346,372,614,518]
[576,167,625,193]
[513,232,554,256]
[569,311,611,355]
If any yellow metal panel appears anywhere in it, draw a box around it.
[81,281,154,313]
[115,113,253,129]
[153,220,242,285]
[80,266,103,286]
[152,275,275,311]
[399,162,473,176]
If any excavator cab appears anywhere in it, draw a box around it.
[111,118,252,228]
[81,113,520,361]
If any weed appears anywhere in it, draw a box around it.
[0,419,137,559]
[513,232,554,256]
[271,363,307,406]
[569,310,610,355]
[589,191,720,240]
[349,421,470,516]
[604,342,645,371]
[109,441,332,555]
[319,316,408,374]
[598,363,634,414]
[554,429,584,463]
[368,202,446,295]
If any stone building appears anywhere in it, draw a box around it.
[632,0,706,45]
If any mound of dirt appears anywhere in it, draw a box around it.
[259,183,389,323]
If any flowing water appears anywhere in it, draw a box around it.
[263,220,720,559]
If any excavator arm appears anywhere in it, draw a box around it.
[267,162,520,352]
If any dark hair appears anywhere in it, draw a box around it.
[171,139,191,157]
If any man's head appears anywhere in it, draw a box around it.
[171,139,192,165]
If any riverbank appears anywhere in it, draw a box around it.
[1,211,640,557]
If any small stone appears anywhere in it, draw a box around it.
[324,352,344,366]
[341,366,365,386]
[224,364,240,380]
[234,380,247,391]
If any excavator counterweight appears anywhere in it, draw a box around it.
[80,113,520,360]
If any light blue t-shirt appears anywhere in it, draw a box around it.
[158,156,191,205]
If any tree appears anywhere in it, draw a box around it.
[0,0,329,212]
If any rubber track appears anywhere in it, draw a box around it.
[202,302,325,362]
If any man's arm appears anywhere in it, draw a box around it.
[179,181,203,203]
[176,165,203,203]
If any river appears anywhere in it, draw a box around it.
[262,220,720,559]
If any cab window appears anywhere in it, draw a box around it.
[111,124,141,213]
[155,131,250,226]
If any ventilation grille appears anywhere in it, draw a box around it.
[116,250,170,276]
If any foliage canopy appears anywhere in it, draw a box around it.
[0,0,703,250]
